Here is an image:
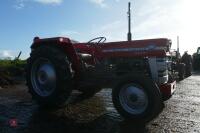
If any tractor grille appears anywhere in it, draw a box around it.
[156,58,168,84]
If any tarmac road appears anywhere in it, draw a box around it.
[0,73,200,133]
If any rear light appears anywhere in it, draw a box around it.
[59,37,72,43]
[59,37,64,42]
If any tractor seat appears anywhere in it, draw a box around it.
[77,53,92,60]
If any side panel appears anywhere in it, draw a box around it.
[99,38,170,58]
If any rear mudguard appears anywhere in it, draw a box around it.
[31,37,81,77]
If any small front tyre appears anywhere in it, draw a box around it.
[112,76,163,123]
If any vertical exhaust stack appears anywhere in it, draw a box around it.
[177,36,179,54]
[177,36,180,58]
[127,2,132,41]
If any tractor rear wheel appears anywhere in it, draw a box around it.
[112,76,163,123]
[26,46,73,108]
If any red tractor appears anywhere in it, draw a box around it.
[26,36,176,123]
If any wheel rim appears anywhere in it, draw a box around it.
[31,58,56,97]
[119,83,148,115]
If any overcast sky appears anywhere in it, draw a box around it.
[0,0,199,59]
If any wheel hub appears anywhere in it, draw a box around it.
[31,58,56,97]
[38,71,47,84]
[119,84,148,115]
[129,94,138,102]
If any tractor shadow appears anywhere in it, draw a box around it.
[26,110,147,133]
[25,93,148,133]
[0,86,148,133]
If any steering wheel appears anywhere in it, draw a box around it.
[87,37,106,44]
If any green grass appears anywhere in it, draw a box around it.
[0,59,26,77]
[0,59,26,67]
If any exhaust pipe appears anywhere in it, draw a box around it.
[127,2,132,41]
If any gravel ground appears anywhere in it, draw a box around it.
[0,73,200,133]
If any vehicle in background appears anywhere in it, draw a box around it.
[193,47,200,70]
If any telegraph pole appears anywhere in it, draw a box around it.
[127,2,132,41]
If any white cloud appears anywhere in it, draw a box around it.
[89,0,199,55]
[34,0,63,5]
[88,0,120,8]
[14,0,63,9]
[14,0,26,9]
[89,0,107,8]
[90,0,104,4]
[133,0,200,55]
[0,50,14,59]
[14,3,25,9]
[89,0,120,8]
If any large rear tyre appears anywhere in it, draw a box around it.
[112,76,163,123]
[26,46,73,108]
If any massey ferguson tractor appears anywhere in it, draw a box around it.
[26,36,176,123]
[26,2,175,123]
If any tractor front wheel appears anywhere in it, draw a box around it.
[112,76,163,123]
[26,46,73,108]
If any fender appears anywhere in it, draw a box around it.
[31,37,81,77]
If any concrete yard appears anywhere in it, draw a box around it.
[0,73,200,133]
